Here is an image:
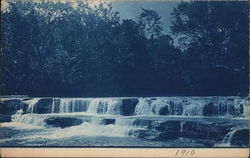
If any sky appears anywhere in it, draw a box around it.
[111,1,181,34]
[1,0,180,34]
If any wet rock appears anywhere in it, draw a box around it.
[133,128,180,141]
[0,99,21,115]
[121,98,138,116]
[193,138,217,147]
[130,129,160,140]
[20,102,29,114]
[182,121,211,139]
[153,120,181,132]
[181,121,231,141]
[138,120,183,140]
[24,98,54,114]
[101,118,115,125]
[203,102,239,117]
[51,99,61,113]
[44,117,82,128]
[227,98,234,101]
[227,104,236,116]
[231,129,249,146]
[142,132,161,140]
[36,99,53,114]
[159,106,169,115]
[133,119,152,128]
[158,131,180,140]
[128,129,146,137]
[208,123,231,140]
[169,101,183,115]
[239,104,244,114]
[203,103,214,116]
[97,102,108,114]
[0,115,11,122]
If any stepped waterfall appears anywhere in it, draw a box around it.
[14,97,249,116]
[0,96,249,147]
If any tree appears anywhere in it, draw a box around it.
[138,8,163,39]
[171,1,249,95]
[1,0,247,96]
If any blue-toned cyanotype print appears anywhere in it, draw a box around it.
[0,0,249,147]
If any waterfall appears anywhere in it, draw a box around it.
[59,98,68,113]
[24,98,40,114]
[12,114,46,126]
[134,97,206,116]
[51,98,56,113]
[221,129,238,144]
[113,118,140,136]
[180,121,185,133]
[58,98,91,113]
[86,98,123,115]
[11,98,44,126]
[87,98,101,114]
[134,98,153,115]
[132,97,248,117]
[213,129,241,147]
[19,98,23,110]
[5,97,249,126]
[105,99,122,115]
[8,97,248,117]
[2,96,248,148]
[86,118,143,137]
[235,98,248,118]
[46,117,142,137]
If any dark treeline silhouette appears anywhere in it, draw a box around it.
[1,1,249,97]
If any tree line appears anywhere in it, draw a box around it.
[1,0,248,97]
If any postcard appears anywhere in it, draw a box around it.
[0,0,249,157]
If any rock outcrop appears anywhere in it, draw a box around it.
[231,129,249,146]
[44,117,83,128]
[0,99,22,115]
[36,99,53,114]
[121,98,138,116]
[100,118,116,125]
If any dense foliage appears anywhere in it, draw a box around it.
[1,1,248,96]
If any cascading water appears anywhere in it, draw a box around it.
[75,117,141,137]
[10,98,48,126]
[25,98,40,114]
[215,128,245,147]
[58,98,91,113]
[86,98,101,114]
[12,114,47,126]
[2,96,248,147]
[11,97,249,126]
[221,130,238,145]
[105,99,123,115]
[133,97,249,117]
[134,98,153,115]
[51,98,56,113]
[12,97,248,118]
[85,98,123,115]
